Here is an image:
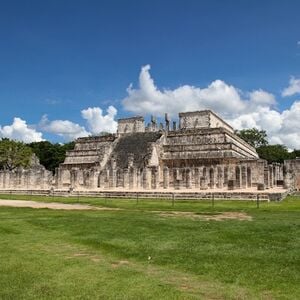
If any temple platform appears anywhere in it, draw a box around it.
[0,187,289,201]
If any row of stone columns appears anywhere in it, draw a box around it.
[263,163,284,189]
[164,165,253,190]
[96,167,160,190]
[55,162,285,191]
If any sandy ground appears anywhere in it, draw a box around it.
[0,199,117,210]
[158,211,252,221]
[0,199,252,221]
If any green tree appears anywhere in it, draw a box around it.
[236,128,268,148]
[0,138,33,170]
[256,144,291,163]
[289,149,300,159]
[28,141,75,173]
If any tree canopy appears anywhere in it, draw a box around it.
[256,144,290,164]
[236,128,300,163]
[0,138,33,171]
[236,128,268,148]
[28,141,75,173]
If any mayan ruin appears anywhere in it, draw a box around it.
[0,110,299,200]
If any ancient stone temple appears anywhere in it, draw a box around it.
[0,110,298,198]
[55,110,287,192]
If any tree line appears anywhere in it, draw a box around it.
[0,128,299,171]
[236,128,300,163]
[0,138,74,173]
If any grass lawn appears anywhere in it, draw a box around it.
[0,194,299,299]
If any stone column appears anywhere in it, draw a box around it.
[241,166,247,188]
[264,166,270,189]
[133,168,138,189]
[27,170,33,189]
[186,168,192,189]
[128,168,134,190]
[23,170,28,189]
[163,167,169,189]
[200,177,207,190]
[175,168,182,190]
[143,168,152,190]
[223,166,229,187]
[123,168,129,189]
[194,168,200,189]
[103,169,109,189]
[269,165,274,188]
[98,171,105,188]
[209,167,215,189]
[235,166,242,189]
[108,169,113,188]
[216,166,223,189]
[92,170,99,189]
[113,169,117,189]
[82,170,88,188]
[55,168,62,188]
[152,167,159,189]
[70,169,77,189]
[274,165,278,187]
[136,169,141,189]
[247,167,252,188]
[116,169,123,188]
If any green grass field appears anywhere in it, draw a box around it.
[0,194,299,299]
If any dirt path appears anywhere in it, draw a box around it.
[158,211,252,221]
[0,199,118,211]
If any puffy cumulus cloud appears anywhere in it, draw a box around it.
[122,65,278,119]
[81,106,118,134]
[122,65,300,149]
[39,115,90,141]
[248,89,276,106]
[276,101,300,149]
[282,77,300,97]
[123,65,246,117]
[0,117,43,143]
[227,102,300,149]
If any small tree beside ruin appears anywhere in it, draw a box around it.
[0,138,33,171]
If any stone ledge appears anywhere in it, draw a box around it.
[0,189,289,201]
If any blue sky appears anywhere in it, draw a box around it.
[0,0,300,147]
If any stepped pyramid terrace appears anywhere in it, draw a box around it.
[0,110,299,200]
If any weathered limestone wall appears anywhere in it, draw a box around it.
[179,110,234,133]
[163,128,258,160]
[284,159,300,190]
[62,135,116,168]
[0,167,53,190]
[117,116,145,135]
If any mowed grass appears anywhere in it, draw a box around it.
[0,194,299,299]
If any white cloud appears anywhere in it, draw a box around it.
[39,115,90,141]
[122,65,277,119]
[248,89,276,106]
[282,76,300,97]
[123,65,247,118]
[0,117,43,143]
[297,41,300,46]
[122,65,300,149]
[81,106,118,134]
